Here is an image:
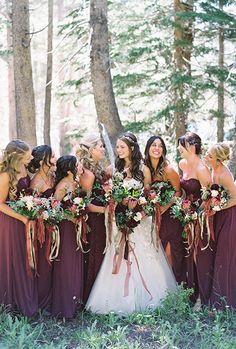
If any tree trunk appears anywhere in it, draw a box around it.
[12,0,37,146]
[173,0,193,140]
[90,0,123,146]
[217,0,224,142]
[57,0,67,155]
[6,0,17,140]
[43,0,53,145]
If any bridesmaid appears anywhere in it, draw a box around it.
[28,145,56,313]
[178,132,215,305]
[76,134,107,303]
[0,140,38,317]
[144,136,185,283]
[51,155,83,318]
[205,143,236,309]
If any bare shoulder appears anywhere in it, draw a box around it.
[142,164,151,176]
[165,164,178,176]
[178,159,187,171]
[0,172,10,186]
[106,165,113,178]
[80,168,95,192]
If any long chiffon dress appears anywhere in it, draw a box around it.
[83,177,106,302]
[160,208,186,283]
[0,176,38,317]
[37,188,54,312]
[181,178,215,305]
[86,177,176,315]
[210,204,236,309]
[51,219,83,318]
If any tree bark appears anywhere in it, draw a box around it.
[217,0,225,142]
[90,0,123,146]
[6,0,17,140]
[43,0,53,145]
[12,0,37,146]
[173,0,193,140]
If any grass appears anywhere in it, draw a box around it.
[0,286,236,349]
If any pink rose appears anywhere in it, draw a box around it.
[148,190,157,200]
[182,200,191,210]
[122,197,129,206]
[211,197,221,206]
[128,198,138,210]
[69,204,77,213]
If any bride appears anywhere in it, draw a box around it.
[86,132,176,315]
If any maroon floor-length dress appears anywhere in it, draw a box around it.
[51,220,83,318]
[210,205,236,309]
[83,177,106,303]
[37,188,54,312]
[0,176,38,317]
[181,178,215,305]
[160,208,186,283]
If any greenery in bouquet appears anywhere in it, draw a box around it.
[7,189,44,220]
[201,183,231,212]
[148,181,176,207]
[112,171,143,204]
[40,197,64,225]
[115,202,144,235]
[61,187,90,220]
[171,197,198,229]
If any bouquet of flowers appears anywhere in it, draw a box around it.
[198,184,231,248]
[8,188,43,219]
[171,197,199,254]
[147,181,176,207]
[61,187,90,251]
[201,184,230,212]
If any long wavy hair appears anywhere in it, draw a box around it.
[0,139,30,199]
[76,134,105,180]
[178,132,202,155]
[144,136,168,181]
[115,132,144,181]
[55,155,78,186]
[28,145,53,173]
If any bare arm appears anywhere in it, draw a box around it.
[143,165,152,188]
[197,165,211,188]
[0,173,28,224]
[219,172,236,210]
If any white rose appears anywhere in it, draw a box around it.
[73,197,83,205]
[213,206,221,211]
[133,212,142,222]
[191,212,198,220]
[139,197,147,205]
[42,211,49,220]
[211,190,219,198]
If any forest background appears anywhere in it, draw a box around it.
[0,0,236,174]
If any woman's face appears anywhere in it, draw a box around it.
[149,138,164,160]
[177,142,191,159]
[48,153,57,174]
[22,150,33,166]
[116,139,130,160]
[91,140,105,161]
[204,147,217,167]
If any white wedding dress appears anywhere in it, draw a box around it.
[86,177,177,315]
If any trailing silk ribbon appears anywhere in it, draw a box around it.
[75,216,89,253]
[151,203,162,250]
[104,199,116,253]
[45,223,60,263]
[36,215,45,247]
[25,220,37,276]
[112,232,153,299]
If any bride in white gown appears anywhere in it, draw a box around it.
[86,133,177,315]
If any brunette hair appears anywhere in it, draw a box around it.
[144,136,168,180]
[115,132,144,181]
[55,155,78,186]
[178,132,202,155]
[28,145,53,173]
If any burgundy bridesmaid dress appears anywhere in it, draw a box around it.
[0,176,38,317]
[37,188,54,312]
[210,205,236,309]
[181,178,215,305]
[83,177,106,302]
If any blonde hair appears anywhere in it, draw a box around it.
[211,143,230,162]
[0,140,30,199]
[76,134,104,179]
